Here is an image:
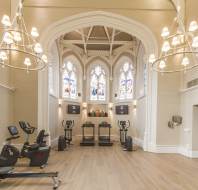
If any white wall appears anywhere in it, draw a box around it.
[49,95,59,141]
[157,73,181,146]
[0,0,14,147]
[0,84,14,146]
[180,87,198,156]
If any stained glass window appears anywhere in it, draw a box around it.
[119,62,134,100]
[62,61,77,99]
[90,65,106,101]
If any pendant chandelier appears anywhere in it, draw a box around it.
[149,5,198,73]
[0,0,47,72]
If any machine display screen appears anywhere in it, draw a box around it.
[68,104,80,114]
[8,126,19,136]
[115,105,129,115]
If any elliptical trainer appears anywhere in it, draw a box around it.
[118,120,133,151]
[58,120,74,151]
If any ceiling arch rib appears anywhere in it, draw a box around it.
[61,25,138,62]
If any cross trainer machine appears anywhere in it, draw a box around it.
[0,167,61,189]
[80,122,95,146]
[0,125,50,167]
[58,120,74,151]
[98,122,113,146]
[118,120,133,151]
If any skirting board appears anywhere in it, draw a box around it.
[51,137,58,147]
[178,146,198,158]
[133,137,144,147]
[155,145,198,158]
[155,145,178,154]
[38,137,198,158]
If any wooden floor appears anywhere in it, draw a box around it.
[1,142,198,190]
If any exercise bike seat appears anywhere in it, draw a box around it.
[0,167,13,174]
[27,144,39,151]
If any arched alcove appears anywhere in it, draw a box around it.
[113,54,136,102]
[38,11,158,151]
[86,59,110,104]
[61,54,83,102]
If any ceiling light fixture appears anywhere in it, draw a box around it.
[0,0,47,72]
[149,4,198,73]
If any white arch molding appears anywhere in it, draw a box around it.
[39,11,158,152]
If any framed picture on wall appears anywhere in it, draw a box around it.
[115,105,129,115]
[67,104,80,114]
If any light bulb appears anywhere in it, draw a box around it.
[161,27,170,38]
[1,15,11,27]
[41,54,48,63]
[149,54,156,63]
[3,32,13,44]
[192,36,198,48]
[13,31,21,42]
[172,36,180,46]
[189,21,198,32]
[159,60,166,69]
[162,41,171,52]
[181,57,190,66]
[0,51,8,61]
[34,43,43,54]
[31,27,39,37]
[24,57,31,66]
[179,35,184,44]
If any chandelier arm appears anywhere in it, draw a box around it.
[0,48,43,61]
[0,48,45,71]
[152,63,198,73]
[168,0,178,13]
[152,50,198,73]
[152,51,198,65]
[175,9,198,66]
[4,29,37,47]
[0,0,47,72]
[21,16,38,66]
[0,61,45,71]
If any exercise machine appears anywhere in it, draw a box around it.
[58,120,74,151]
[0,167,61,189]
[98,122,113,146]
[118,120,133,151]
[19,121,36,145]
[0,125,50,167]
[80,122,95,146]
[62,120,74,145]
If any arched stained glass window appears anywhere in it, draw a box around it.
[119,62,134,100]
[90,65,106,101]
[62,61,77,99]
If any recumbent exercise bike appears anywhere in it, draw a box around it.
[118,120,133,151]
[0,123,50,167]
[58,120,74,151]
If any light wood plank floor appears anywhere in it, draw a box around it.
[1,142,198,190]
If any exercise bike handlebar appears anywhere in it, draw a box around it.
[62,120,74,128]
[19,121,36,135]
[117,120,130,129]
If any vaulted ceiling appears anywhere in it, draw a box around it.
[61,26,139,58]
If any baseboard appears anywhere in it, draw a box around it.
[133,137,144,147]
[178,146,198,158]
[153,145,198,158]
[51,137,58,147]
[155,145,178,153]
